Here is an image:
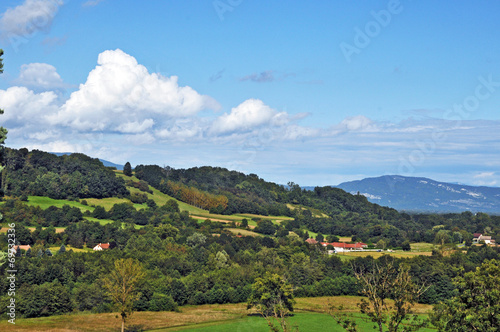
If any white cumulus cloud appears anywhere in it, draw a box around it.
[0,86,59,125]
[49,49,220,132]
[16,63,68,90]
[211,98,289,134]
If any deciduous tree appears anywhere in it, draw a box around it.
[247,272,296,332]
[331,261,428,332]
[431,259,500,331]
[357,262,428,332]
[103,258,146,332]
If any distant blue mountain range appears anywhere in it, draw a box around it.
[52,152,123,170]
[335,175,500,214]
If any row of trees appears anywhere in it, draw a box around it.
[162,180,228,211]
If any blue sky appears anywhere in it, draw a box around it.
[1,0,499,187]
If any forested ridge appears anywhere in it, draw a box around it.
[1,148,128,199]
[134,163,500,246]
[0,148,500,326]
[1,149,500,245]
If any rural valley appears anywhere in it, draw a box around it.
[1,1,500,331]
[0,148,499,331]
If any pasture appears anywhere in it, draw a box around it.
[25,196,93,212]
[336,250,433,261]
[0,297,434,332]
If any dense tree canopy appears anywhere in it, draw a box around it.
[432,259,500,331]
[2,149,128,199]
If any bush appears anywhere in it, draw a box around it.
[17,281,73,318]
[402,241,411,251]
[149,293,178,312]
[130,192,148,204]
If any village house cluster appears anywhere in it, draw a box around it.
[306,238,368,253]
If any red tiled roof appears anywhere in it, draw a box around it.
[99,243,110,249]
[306,238,318,244]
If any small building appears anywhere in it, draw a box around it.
[479,236,495,245]
[473,234,496,245]
[305,238,318,245]
[93,243,110,251]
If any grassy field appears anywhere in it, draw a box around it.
[28,226,66,233]
[0,297,434,332]
[226,228,263,237]
[0,224,66,234]
[234,213,294,223]
[411,242,436,252]
[336,250,433,261]
[165,312,435,332]
[83,217,144,229]
[48,244,93,253]
[25,196,94,212]
[190,213,293,228]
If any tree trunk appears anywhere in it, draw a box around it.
[121,318,125,332]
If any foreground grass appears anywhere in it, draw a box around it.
[0,297,434,332]
[165,312,435,332]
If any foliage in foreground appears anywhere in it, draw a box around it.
[103,258,146,332]
[331,260,428,332]
[431,259,500,331]
[247,272,296,332]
